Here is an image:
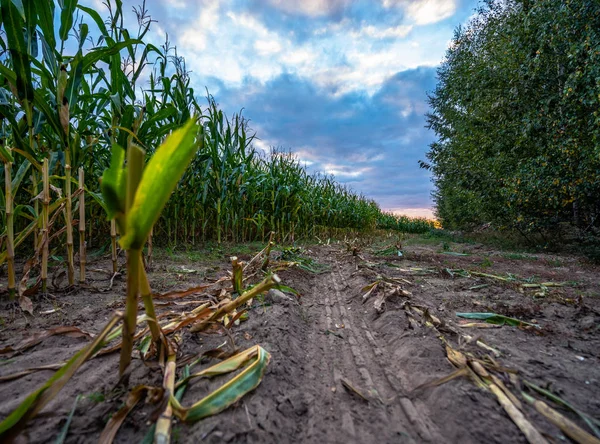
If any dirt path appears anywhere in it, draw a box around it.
[1,241,599,443]
[180,243,599,443]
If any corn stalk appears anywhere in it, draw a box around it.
[4,155,15,299]
[78,167,86,284]
[41,159,49,294]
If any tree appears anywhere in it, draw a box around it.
[425,0,600,241]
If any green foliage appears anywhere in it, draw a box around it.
[100,144,126,224]
[426,0,600,243]
[377,212,435,233]
[121,120,201,249]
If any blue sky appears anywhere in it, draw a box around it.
[88,0,480,217]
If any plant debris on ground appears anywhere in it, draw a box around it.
[1,238,598,443]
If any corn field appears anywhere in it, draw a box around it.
[0,0,433,300]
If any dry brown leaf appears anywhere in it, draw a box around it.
[19,295,33,315]
[0,363,63,382]
[340,377,370,402]
[528,397,600,444]
[99,385,162,444]
[458,322,502,328]
[0,326,92,356]
[489,384,548,444]
[153,283,215,300]
[412,367,470,392]
[446,345,468,368]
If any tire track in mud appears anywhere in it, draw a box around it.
[330,257,443,443]
[298,248,441,443]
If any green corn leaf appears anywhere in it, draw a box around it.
[456,312,540,328]
[78,22,88,50]
[139,105,177,131]
[23,1,35,29]
[170,345,270,423]
[54,395,81,444]
[85,188,107,212]
[23,0,36,56]
[34,0,55,49]
[0,64,65,144]
[120,119,201,249]
[1,0,34,105]
[117,104,135,148]
[109,50,121,111]
[81,38,142,72]
[276,284,300,296]
[65,54,84,107]
[76,4,108,37]
[30,55,53,82]
[39,33,57,76]
[11,159,30,194]
[13,204,36,220]
[100,144,126,223]
[132,43,160,83]
[59,0,78,43]
[119,69,135,100]
[0,144,13,163]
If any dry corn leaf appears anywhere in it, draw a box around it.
[0,363,64,382]
[171,345,271,423]
[340,377,370,402]
[412,367,470,392]
[153,283,218,300]
[523,381,600,439]
[489,384,548,444]
[361,281,379,303]
[0,326,93,356]
[446,345,468,368]
[99,385,162,444]
[458,322,502,329]
[522,393,600,444]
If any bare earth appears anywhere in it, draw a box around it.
[1,239,599,443]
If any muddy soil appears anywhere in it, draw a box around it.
[0,240,599,443]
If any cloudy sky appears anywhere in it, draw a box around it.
[91,0,480,218]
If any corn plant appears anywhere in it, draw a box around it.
[101,119,201,373]
[0,119,278,441]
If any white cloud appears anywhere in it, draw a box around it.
[357,24,413,39]
[406,0,457,25]
[264,0,351,17]
[164,0,187,8]
[226,11,270,36]
[145,0,454,96]
[383,0,458,25]
[255,39,283,55]
[323,163,372,178]
[252,138,271,153]
[178,2,220,51]
[281,48,316,65]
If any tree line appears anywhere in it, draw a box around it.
[425,0,600,247]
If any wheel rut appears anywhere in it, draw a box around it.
[297,248,441,443]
